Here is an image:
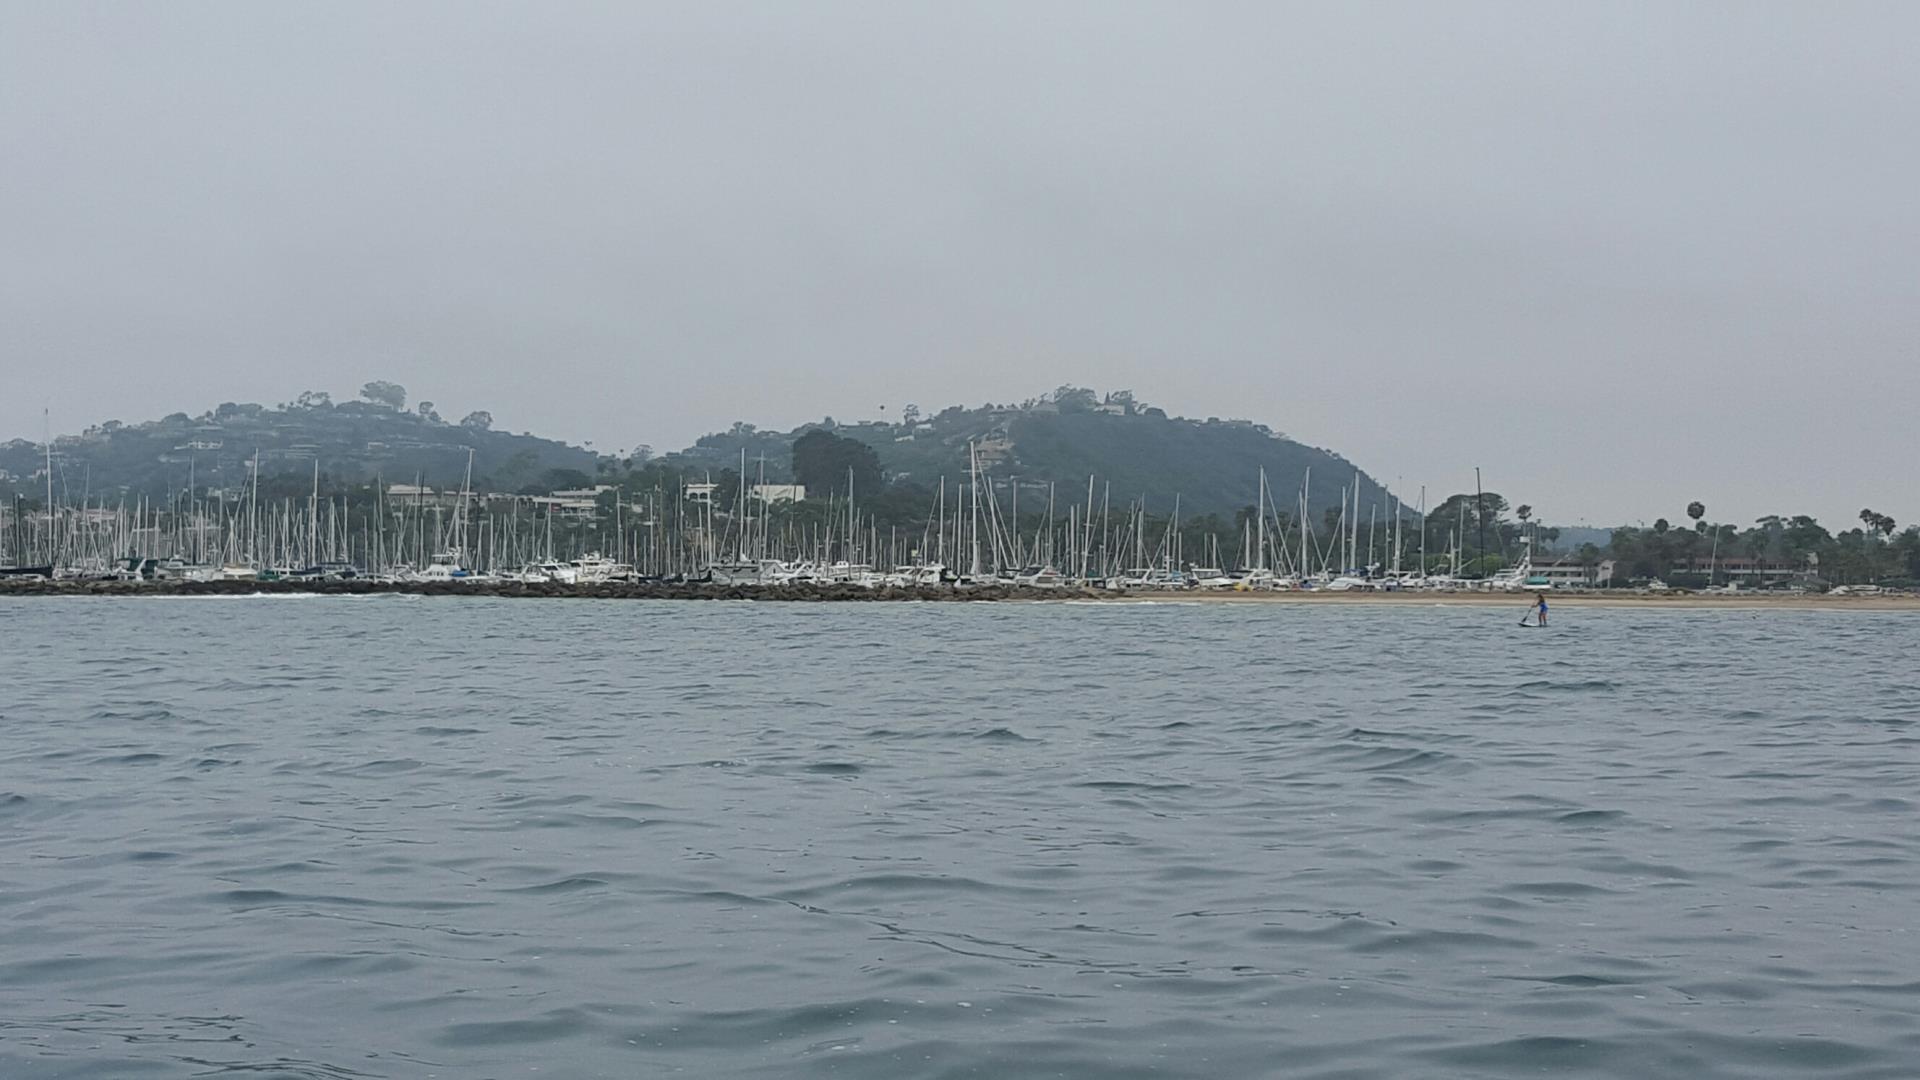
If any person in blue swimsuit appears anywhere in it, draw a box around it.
[1535,593,1548,626]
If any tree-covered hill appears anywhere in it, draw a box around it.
[4,384,1399,523]
[0,383,597,501]
[669,387,1397,520]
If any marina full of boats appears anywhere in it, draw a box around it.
[3,448,1564,594]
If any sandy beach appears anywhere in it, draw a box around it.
[1118,590,1920,611]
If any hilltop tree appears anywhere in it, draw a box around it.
[1783,515,1830,554]
[791,429,882,495]
[460,410,493,431]
[417,401,441,423]
[1431,492,1510,534]
[1515,504,1533,524]
[1050,386,1098,412]
[295,390,332,409]
[360,381,406,410]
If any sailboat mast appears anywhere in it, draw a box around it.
[309,457,319,568]
[968,442,982,577]
[1256,467,1267,571]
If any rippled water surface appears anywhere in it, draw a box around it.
[3,597,1918,1079]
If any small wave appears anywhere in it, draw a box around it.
[1499,972,1639,987]
[333,758,426,775]
[1511,678,1619,693]
[434,1009,593,1047]
[1073,780,1194,792]
[93,752,164,765]
[506,876,612,894]
[775,872,1045,902]
[1495,880,1620,897]
[1556,809,1627,824]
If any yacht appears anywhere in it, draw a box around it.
[417,550,479,582]
[707,561,764,586]
[570,552,636,584]
[513,560,578,584]
[1011,566,1068,589]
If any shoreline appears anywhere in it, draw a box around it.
[3,578,1917,610]
[1119,590,1920,611]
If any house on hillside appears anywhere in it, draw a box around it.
[526,493,599,518]
[973,436,1013,466]
[386,483,453,505]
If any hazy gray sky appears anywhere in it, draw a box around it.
[3,2,1915,527]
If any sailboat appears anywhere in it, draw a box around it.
[418,449,482,581]
[5,413,60,578]
[1486,537,1542,591]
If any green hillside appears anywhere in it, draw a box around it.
[4,385,1396,523]
[0,386,597,501]
[670,388,1397,520]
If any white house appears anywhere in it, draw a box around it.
[751,484,806,504]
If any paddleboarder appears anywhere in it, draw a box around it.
[1534,592,1548,626]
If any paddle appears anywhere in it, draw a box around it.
[1519,601,1535,627]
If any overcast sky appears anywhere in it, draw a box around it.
[3,2,1914,527]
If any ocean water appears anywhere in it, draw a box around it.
[2,596,1917,1079]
